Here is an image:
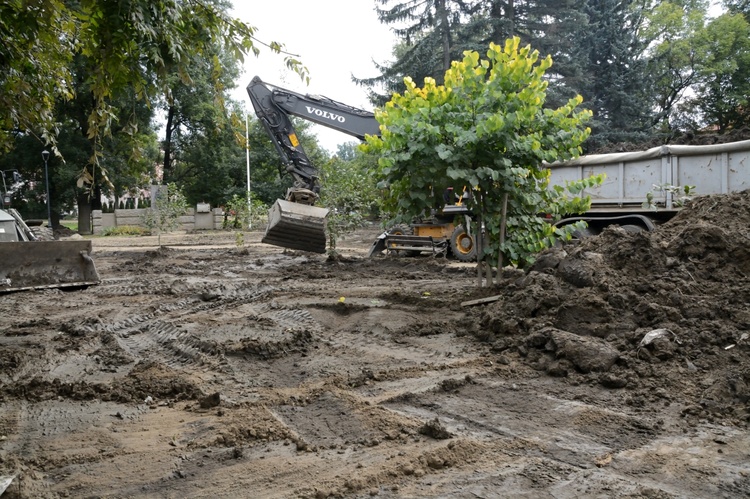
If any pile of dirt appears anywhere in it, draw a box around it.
[468,189,750,424]
[590,127,750,154]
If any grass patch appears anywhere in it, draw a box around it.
[101,225,151,236]
[60,220,78,231]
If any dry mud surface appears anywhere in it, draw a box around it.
[1,191,750,498]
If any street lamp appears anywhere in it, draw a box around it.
[42,150,51,228]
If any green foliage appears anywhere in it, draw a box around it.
[364,1,747,151]
[222,193,268,231]
[141,183,189,245]
[319,151,380,253]
[247,196,270,230]
[365,37,596,268]
[688,12,750,130]
[101,225,151,237]
[642,183,696,211]
[223,194,250,230]
[0,0,309,204]
[642,1,711,131]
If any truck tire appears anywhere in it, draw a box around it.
[29,226,55,241]
[450,225,476,262]
[387,224,412,236]
[620,224,643,233]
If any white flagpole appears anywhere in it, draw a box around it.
[246,114,251,230]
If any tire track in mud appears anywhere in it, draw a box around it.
[83,278,325,385]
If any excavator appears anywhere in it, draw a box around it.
[246,76,476,261]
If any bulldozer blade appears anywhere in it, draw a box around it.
[0,240,101,293]
[262,199,329,253]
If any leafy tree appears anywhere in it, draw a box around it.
[160,35,242,183]
[641,1,710,134]
[360,0,477,105]
[0,55,159,230]
[0,0,308,192]
[319,147,380,253]
[724,0,750,18]
[364,38,598,278]
[686,12,750,131]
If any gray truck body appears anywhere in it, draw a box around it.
[549,139,750,229]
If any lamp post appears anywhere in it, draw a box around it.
[42,150,51,228]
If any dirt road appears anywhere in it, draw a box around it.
[1,192,749,498]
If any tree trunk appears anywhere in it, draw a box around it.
[163,105,175,183]
[77,192,92,235]
[508,0,514,36]
[437,0,452,80]
[496,192,508,276]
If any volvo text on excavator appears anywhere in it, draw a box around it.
[246,76,476,260]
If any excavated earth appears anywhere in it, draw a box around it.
[1,191,749,498]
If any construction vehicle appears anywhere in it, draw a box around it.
[549,139,750,233]
[0,208,100,292]
[246,76,476,260]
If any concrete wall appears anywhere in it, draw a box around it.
[93,207,225,235]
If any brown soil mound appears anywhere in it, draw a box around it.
[471,189,750,423]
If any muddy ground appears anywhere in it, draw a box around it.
[1,191,749,498]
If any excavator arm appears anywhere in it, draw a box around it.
[246,76,380,253]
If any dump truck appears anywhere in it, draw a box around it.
[549,139,750,234]
[246,76,477,259]
[0,208,100,292]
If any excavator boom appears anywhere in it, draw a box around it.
[247,76,380,253]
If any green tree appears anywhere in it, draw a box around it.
[319,147,380,253]
[141,183,189,247]
[641,1,710,134]
[571,0,653,150]
[687,12,750,131]
[0,0,308,185]
[360,0,477,105]
[364,38,598,278]
[160,35,242,184]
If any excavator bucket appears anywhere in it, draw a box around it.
[262,199,329,253]
[0,240,100,292]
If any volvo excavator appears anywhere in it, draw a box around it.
[246,76,476,261]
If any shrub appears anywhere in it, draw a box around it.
[101,225,151,236]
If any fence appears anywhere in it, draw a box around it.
[92,204,225,235]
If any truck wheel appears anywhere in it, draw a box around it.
[387,224,412,236]
[450,225,476,262]
[30,226,55,241]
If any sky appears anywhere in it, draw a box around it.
[230,1,397,153]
